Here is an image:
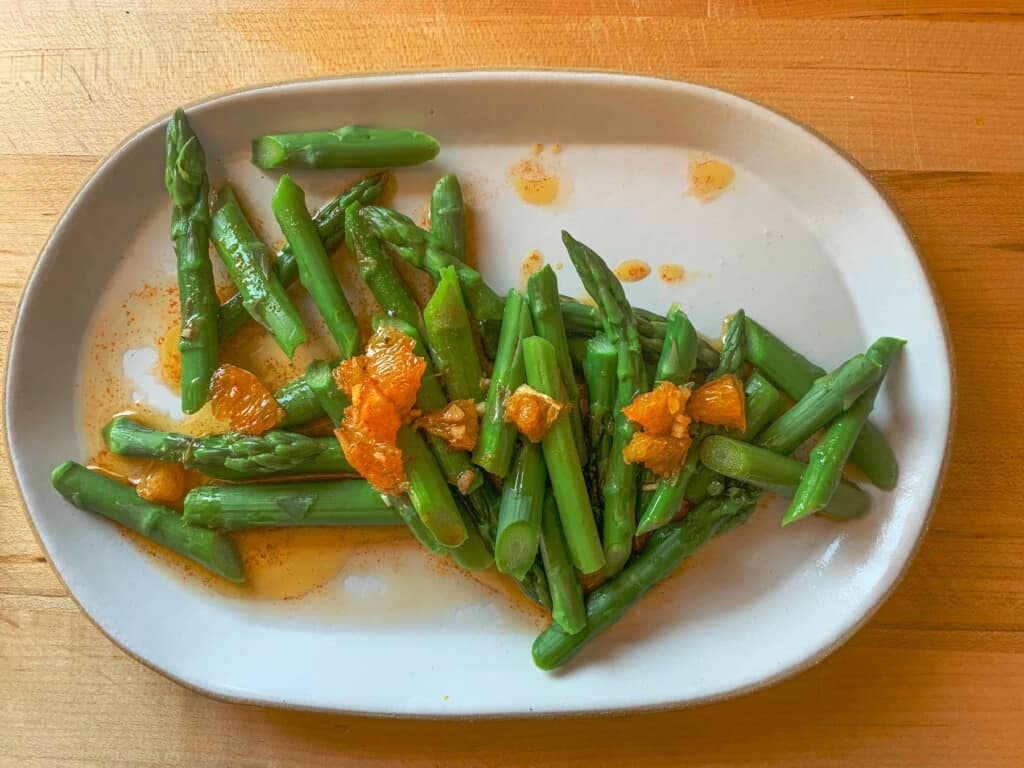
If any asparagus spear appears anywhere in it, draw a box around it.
[361,205,504,354]
[634,309,703,536]
[785,337,904,525]
[374,318,482,494]
[523,336,605,574]
[276,372,333,428]
[271,175,360,358]
[585,333,614,495]
[52,461,244,583]
[219,173,388,341]
[396,427,469,547]
[430,173,465,261]
[473,290,531,478]
[345,201,422,330]
[744,317,899,489]
[388,494,447,556]
[423,266,486,402]
[210,186,307,357]
[495,442,546,580]
[755,352,883,456]
[710,309,747,379]
[103,416,352,480]
[731,372,786,442]
[449,502,496,571]
[184,480,400,530]
[252,125,440,170]
[528,266,587,458]
[700,436,869,520]
[562,231,645,578]
[164,108,218,413]
[538,491,587,635]
[532,493,756,670]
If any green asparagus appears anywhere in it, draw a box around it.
[495,443,546,579]
[396,427,469,547]
[582,333,617,492]
[252,125,439,170]
[755,352,883,456]
[423,266,485,402]
[522,336,604,575]
[785,337,904,525]
[210,186,307,357]
[430,173,466,261]
[102,416,352,480]
[164,108,218,413]
[528,266,587,458]
[271,175,360,358]
[700,436,869,520]
[219,173,388,341]
[345,201,422,329]
[52,461,244,583]
[532,493,756,670]
[538,491,586,635]
[562,231,645,578]
[473,290,531,478]
[184,480,399,530]
[744,317,899,489]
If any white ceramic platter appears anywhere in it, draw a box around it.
[6,72,952,716]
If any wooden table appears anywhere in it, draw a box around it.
[2,2,1021,765]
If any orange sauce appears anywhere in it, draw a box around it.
[658,263,686,284]
[688,156,735,201]
[613,260,652,283]
[519,249,545,290]
[508,158,559,206]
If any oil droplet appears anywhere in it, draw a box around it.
[688,156,734,201]
[613,260,651,283]
[553,261,564,271]
[550,143,562,154]
[519,249,545,290]
[658,264,686,284]
[508,159,559,206]
[158,323,181,389]
[531,143,544,156]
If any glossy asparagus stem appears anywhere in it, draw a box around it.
[532,493,756,670]
[218,173,388,341]
[755,352,883,456]
[183,480,399,530]
[528,266,587,458]
[271,175,360,358]
[562,231,645,578]
[210,185,307,357]
[423,266,486,402]
[430,173,465,261]
[743,317,899,489]
[164,108,218,413]
[582,333,617,489]
[251,125,439,170]
[494,442,546,580]
[473,290,531,478]
[538,491,587,635]
[102,416,352,480]
[700,436,869,520]
[785,337,904,525]
[52,461,244,583]
[523,336,604,575]
[345,201,422,330]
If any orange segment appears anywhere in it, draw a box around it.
[622,432,692,478]
[136,460,187,506]
[209,363,284,435]
[688,374,747,431]
[415,399,479,452]
[332,326,426,495]
[504,384,565,443]
[622,381,691,436]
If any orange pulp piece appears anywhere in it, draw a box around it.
[622,431,692,478]
[135,460,187,506]
[688,374,747,432]
[622,381,691,437]
[333,327,426,494]
[504,384,565,443]
[209,363,285,435]
[415,399,480,452]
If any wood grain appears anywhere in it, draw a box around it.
[1,2,1022,766]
